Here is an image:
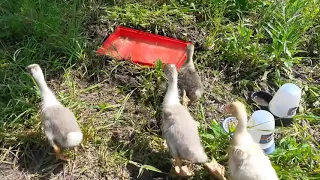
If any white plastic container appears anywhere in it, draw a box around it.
[247,110,275,154]
[269,83,301,118]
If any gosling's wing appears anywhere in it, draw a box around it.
[42,106,81,139]
[165,106,206,161]
[231,146,248,168]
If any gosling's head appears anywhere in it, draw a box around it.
[163,64,178,81]
[26,64,44,78]
[186,43,194,53]
[224,101,246,116]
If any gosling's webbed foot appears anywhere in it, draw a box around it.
[53,144,68,161]
[163,140,168,149]
[174,165,194,177]
[205,160,226,180]
[174,156,194,177]
[56,153,68,161]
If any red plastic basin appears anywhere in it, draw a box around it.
[97,26,191,69]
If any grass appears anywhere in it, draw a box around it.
[0,0,319,179]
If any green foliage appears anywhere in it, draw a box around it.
[0,0,86,128]
[223,19,263,64]
[263,0,318,70]
[200,120,229,162]
[0,0,319,179]
[271,135,320,179]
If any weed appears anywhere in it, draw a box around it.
[263,0,318,71]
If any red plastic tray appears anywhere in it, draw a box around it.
[97,26,191,69]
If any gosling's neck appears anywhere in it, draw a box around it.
[232,109,255,147]
[184,58,196,70]
[32,71,60,108]
[163,76,180,105]
[184,46,195,70]
[234,110,248,133]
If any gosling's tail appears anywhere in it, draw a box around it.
[66,131,83,147]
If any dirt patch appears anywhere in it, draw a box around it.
[293,59,320,84]
[0,163,25,180]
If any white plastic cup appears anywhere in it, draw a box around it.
[269,83,301,118]
[247,110,275,154]
[222,117,237,135]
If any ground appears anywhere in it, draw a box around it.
[0,0,319,179]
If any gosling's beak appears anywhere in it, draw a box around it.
[221,104,229,114]
[161,63,166,68]
[25,67,32,74]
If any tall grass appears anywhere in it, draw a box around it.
[0,0,86,129]
[263,0,318,71]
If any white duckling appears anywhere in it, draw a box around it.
[224,101,278,180]
[26,64,83,161]
[161,64,207,176]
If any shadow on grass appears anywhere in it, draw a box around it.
[108,130,213,180]
[107,129,172,179]
[1,131,66,179]
[83,55,166,128]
